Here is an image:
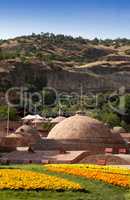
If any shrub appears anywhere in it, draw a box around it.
[100,112,121,127]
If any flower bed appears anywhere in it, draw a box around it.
[46,164,130,188]
[0,169,82,191]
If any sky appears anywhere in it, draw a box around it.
[0,0,130,39]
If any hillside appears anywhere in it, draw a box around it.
[0,33,130,95]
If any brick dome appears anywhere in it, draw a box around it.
[15,125,37,135]
[48,114,123,143]
[9,125,42,144]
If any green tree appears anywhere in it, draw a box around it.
[101,112,121,127]
[0,106,17,120]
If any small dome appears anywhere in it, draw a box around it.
[14,125,41,145]
[112,126,126,134]
[75,111,86,115]
[6,133,23,138]
[51,116,66,124]
[48,115,123,143]
[15,125,37,135]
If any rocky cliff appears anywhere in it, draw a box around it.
[0,34,130,96]
[0,59,130,95]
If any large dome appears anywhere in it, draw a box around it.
[48,114,123,142]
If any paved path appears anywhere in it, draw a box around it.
[115,154,130,162]
[110,154,130,168]
[110,165,130,169]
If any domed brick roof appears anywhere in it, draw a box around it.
[13,125,41,144]
[48,114,124,143]
[15,125,37,135]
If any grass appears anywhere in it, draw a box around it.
[0,164,130,200]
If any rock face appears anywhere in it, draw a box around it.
[1,34,130,96]
[1,60,130,96]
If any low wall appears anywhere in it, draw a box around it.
[33,138,128,154]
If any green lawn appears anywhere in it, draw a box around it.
[0,164,130,200]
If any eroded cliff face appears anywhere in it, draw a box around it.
[74,61,130,92]
[47,69,115,93]
[0,61,48,90]
[0,60,130,96]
